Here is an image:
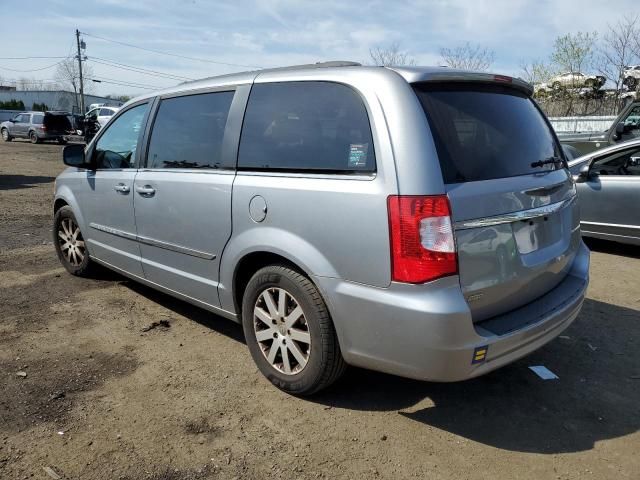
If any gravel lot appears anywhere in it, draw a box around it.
[1,140,639,480]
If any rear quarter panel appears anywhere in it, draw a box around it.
[218,68,440,313]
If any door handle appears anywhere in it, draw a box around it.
[114,183,130,194]
[135,185,156,197]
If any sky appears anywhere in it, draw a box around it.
[0,0,638,97]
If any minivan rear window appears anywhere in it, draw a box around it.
[414,83,561,184]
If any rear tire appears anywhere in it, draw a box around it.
[29,131,39,144]
[241,265,346,395]
[53,206,94,276]
[1,128,11,142]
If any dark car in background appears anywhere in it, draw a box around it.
[557,101,640,155]
[1,111,73,144]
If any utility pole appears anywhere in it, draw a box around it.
[75,29,85,114]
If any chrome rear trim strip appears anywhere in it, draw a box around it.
[454,196,576,230]
[89,223,216,260]
[581,221,640,231]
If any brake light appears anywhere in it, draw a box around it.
[39,124,47,131]
[387,195,457,283]
[493,74,512,83]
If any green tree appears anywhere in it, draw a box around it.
[551,31,598,74]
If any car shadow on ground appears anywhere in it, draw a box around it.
[311,298,640,454]
[584,237,640,259]
[0,174,56,191]
[121,278,246,344]
[111,271,639,455]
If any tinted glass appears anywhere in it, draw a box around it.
[147,91,234,170]
[592,147,640,176]
[622,106,640,141]
[32,114,44,124]
[238,82,375,172]
[414,84,561,183]
[100,108,114,116]
[94,103,149,169]
[18,114,30,123]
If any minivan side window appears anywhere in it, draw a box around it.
[93,103,149,170]
[238,82,375,172]
[146,91,234,170]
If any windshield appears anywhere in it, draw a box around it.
[414,83,562,183]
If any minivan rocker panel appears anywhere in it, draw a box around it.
[53,62,589,394]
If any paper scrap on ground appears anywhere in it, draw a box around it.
[529,365,559,380]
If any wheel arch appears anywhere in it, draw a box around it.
[231,251,315,317]
[52,190,88,235]
[219,227,340,315]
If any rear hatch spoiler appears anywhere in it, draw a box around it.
[387,67,534,97]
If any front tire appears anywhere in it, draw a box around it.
[1,128,11,142]
[242,265,345,395]
[53,206,94,276]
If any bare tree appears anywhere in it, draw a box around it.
[520,59,557,84]
[551,31,597,74]
[597,16,639,94]
[54,58,95,108]
[439,42,495,71]
[369,42,415,66]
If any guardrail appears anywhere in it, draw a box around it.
[549,115,616,133]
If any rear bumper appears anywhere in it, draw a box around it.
[315,241,589,382]
[37,132,66,140]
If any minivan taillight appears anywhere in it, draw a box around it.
[387,195,457,283]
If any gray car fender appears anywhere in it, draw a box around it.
[217,226,340,314]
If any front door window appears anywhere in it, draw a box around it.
[93,103,149,169]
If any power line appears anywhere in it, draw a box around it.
[88,57,195,81]
[0,59,67,73]
[0,56,68,60]
[80,31,264,69]
[91,75,167,90]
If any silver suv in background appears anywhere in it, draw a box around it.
[1,111,72,144]
[53,63,589,395]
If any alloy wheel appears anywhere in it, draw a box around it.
[57,218,86,266]
[253,287,311,375]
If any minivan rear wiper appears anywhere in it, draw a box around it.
[531,156,564,169]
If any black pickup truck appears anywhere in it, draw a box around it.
[558,101,640,155]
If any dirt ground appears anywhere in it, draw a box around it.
[0,140,639,480]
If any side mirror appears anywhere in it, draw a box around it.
[63,144,92,169]
[615,122,625,136]
[576,164,591,182]
[630,156,640,167]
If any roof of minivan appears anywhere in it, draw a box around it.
[126,61,532,104]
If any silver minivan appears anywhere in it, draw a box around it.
[53,62,589,394]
